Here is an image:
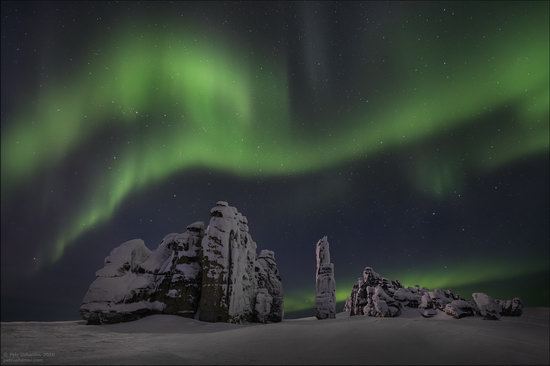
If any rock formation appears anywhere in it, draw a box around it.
[315,236,336,319]
[497,297,523,316]
[472,292,501,320]
[344,266,522,320]
[80,201,283,324]
[255,250,284,322]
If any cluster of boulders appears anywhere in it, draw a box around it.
[343,266,522,320]
[80,201,283,325]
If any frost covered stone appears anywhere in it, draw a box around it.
[151,221,205,317]
[80,239,160,324]
[497,297,523,316]
[80,202,283,325]
[472,292,501,320]
[198,203,258,323]
[444,300,477,319]
[344,266,522,321]
[315,236,336,320]
[255,250,284,322]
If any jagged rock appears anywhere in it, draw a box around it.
[345,266,521,321]
[393,288,421,307]
[444,300,477,319]
[473,292,501,320]
[151,222,204,317]
[315,236,336,319]
[372,285,402,317]
[428,289,454,310]
[80,239,162,324]
[254,288,273,323]
[198,202,258,323]
[81,202,283,325]
[497,297,523,316]
[419,292,433,309]
[255,250,284,322]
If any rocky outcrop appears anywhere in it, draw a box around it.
[472,292,501,320]
[80,239,162,324]
[198,201,258,323]
[80,201,283,325]
[444,300,477,319]
[497,297,523,316]
[315,236,336,319]
[150,222,204,317]
[344,266,522,320]
[255,250,284,322]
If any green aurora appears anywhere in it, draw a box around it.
[1,4,548,312]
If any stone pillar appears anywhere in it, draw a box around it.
[315,236,336,319]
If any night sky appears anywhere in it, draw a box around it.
[1,1,548,321]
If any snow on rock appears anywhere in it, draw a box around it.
[254,288,273,323]
[473,292,502,320]
[255,250,284,322]
[81,201,283,325]
[198,202,258,323]
[444,299,477,319]
[152,222,205,317]
[315,236,336,320]
[497,297,523,316]
[95,239,152,277]
[344,266,523,320]
[80,239,157,324]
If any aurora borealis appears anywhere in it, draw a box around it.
[1,1,549,320]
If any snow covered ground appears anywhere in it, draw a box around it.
[1,308,548,365]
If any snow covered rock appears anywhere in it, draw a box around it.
[81,202,283,325]
[254,288,273,323]
[315,236,336,319]
[420,309,438,318]
[444,300,477,319]
[151,222,205,317]
[80,239,159,324]
[472,292,502,320]
[198,202,258,323]
[344,266,522,321]
[255,250,284,322]
[393,288,421,307]
[497,297,523,316]
[372,285,402,317]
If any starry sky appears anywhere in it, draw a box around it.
[1,1,549,321]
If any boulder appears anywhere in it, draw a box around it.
[80,239,161,324]
[444,300,477,319]
[497,297,523,316]
[472,292,501,320]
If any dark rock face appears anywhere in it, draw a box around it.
[198,202,257,323]
[255,250,284,322]
[315,236,336,319]
[80,202,283,325]
[151,222,204,317]
[444,300,477,319]
[344,267,522,320]
[497,297,523,316]
[472,292,501,320]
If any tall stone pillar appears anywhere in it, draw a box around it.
[315,236,336,319]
